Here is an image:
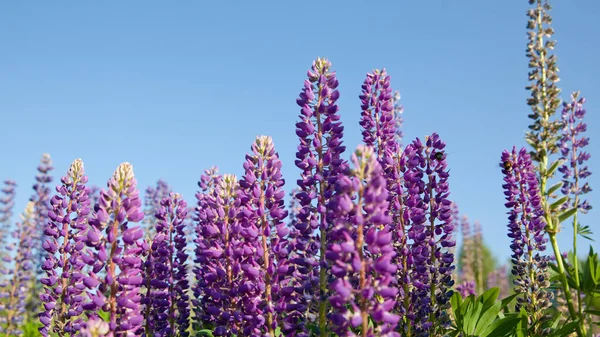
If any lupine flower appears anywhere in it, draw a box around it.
[403,133,455,335]
[486,265,509,298]
[358,69,408,324]
[473,221,484,293]
[559,92,592,213]
[143,180,172,238]
[32,153,54,269]
[500,147,552,331]
[457,215,475,298]
[327,145,400,337]
[83,162,145,335]
[193,171,241,335]
[39,159,91,336]
[144,193,189,337]
[0,201,36,336]
[236,135,289,336]
[291,57,346,334]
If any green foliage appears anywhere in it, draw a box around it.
[448,288,519,337]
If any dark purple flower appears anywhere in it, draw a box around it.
[291,57,346,334]
[39,159,91,336]
[327,145,400,337]
[500,147,551,315]
[144,193,189,336]
[403,133,455,335]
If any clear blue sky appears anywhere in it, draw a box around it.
[1,1,598,264]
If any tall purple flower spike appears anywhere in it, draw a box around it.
[144,193,189,336]
[0,202,35,336]
[193,171,242,336]
[143,180,172,238]
[83,162,145,335]
[39,159,91,336]
[358,69,409,322]
[236,135,289,336]
[500,147,552,317]
[559,92,592,213]
[327,145,400,337]
[403,133,455,335]
[292,57,346,334]
[0,180,17,275]
[32,154,54,271]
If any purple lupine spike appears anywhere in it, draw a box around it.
[358,69,409,325]
[31,154,54,268]
[473,221,484,293]
[236,136,289,336]
[193,171,242,335]
[292,57,346,334]
[144,193,189,337]
[559,92,592,213]
[39,159,91,336]
[143,180,172,238]
[1,201,36,336]
[327,145,400,337]
[500,147,552,318]
[455,281,476,299]
[403,133,455,335]
[83,162,145,335]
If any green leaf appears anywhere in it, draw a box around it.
[474,301,502,336]
[500,293,519,310]
[466,297,483,334]
[546,159,563,177]
[481,315,521,337]
[197,330,215,337]
[548,321,578,337]
[557,207,577,223]
[549,196,569,210]
[585,309,600,316]
[547,181,563,196]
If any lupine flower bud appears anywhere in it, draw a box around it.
[144,193,189,336]
[500,147,552,330]
[403,133,455,335]
[0,201,36,336]
[327,145,400,337]
[84,162,145,335]
[292,57,346,334]
[39,159,91,336]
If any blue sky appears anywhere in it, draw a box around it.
[1,1,598,264]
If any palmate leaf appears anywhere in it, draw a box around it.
[577,223,595,241]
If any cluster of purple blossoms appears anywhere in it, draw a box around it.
[327,145,400,337]
[32,154,54,270]
[358,69,408,322]
[144,192,190,336]
[236,135,289,336]
[403,133,455,335]
[193,171,242,335]
[558,92,592,213]
[84,162,146,335]
[292,57,346,333]
[456,215,475,298]
[39,159,91,336]
[0,201,36,336]
[143,180,172,238]
[0,180,17,225]
[500,147,552,318]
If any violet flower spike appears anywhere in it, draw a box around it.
[84,162,145,335]
[500,147,552,329]
[193,171,241,335]
[403,133,455,335]
[143,180,172,238]
[145,193,189,337]
[327,145,399,337]
[292,57,346,335]
[39,159,92,336]
[237,135,289,336]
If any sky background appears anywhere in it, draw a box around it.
[1,1,598,265]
